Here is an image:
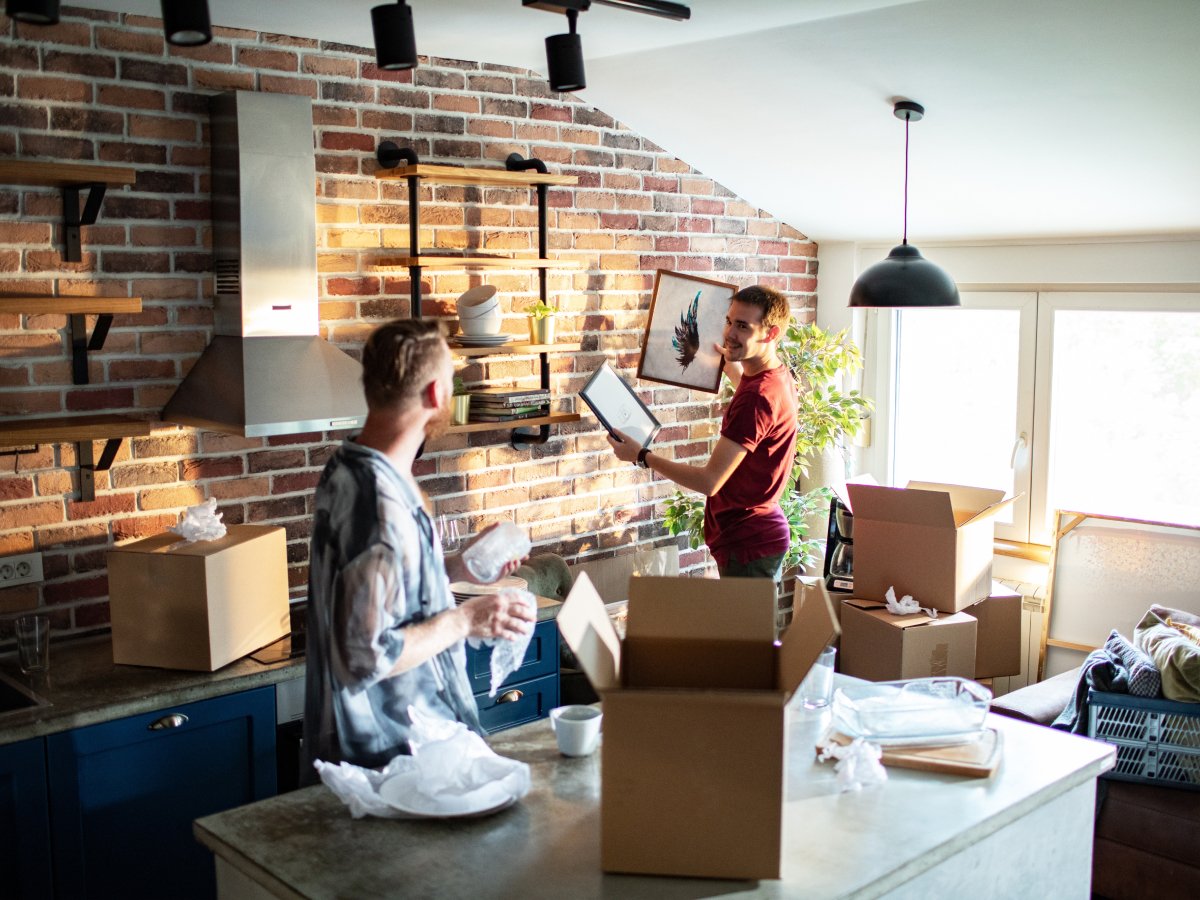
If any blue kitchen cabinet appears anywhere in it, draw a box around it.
[46,686,276,900]
[0,737,53,899]
[466,619,559,733]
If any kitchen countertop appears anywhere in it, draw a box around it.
[195,687,1115,900]
[0,595,563,747]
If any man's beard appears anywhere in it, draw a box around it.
[425,403,453,440]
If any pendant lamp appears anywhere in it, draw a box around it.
[372,0,419,71]
[161,0,212,47]
[849,100,959,309]
[545,8,586,93]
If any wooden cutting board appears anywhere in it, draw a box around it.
[818,728,1003,778]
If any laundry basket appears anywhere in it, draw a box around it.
[1086,689,1200,790]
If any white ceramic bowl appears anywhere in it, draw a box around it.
[459,310,502,336]
[457,285,499,318]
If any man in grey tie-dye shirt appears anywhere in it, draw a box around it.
[303,319,533,775]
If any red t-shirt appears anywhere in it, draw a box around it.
[703,364,798,568]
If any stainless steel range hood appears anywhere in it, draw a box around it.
[163,91,367,438]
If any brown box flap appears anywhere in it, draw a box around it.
[847,482,954,528]
[557,573,621,692]
[905,481,1014,526]
[778,580,839,694]
[113,524,284,558]
[626,576,774,640]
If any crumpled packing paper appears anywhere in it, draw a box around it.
[466,588,536,696]
[315,706,530,819]
[170,497,227,542]
[817,737,889,792]
[885,586,938,619]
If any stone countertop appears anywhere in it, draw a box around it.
[0,595,563,747]
[0,634,304,746]
[194,696,1115,900]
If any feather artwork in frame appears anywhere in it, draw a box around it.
[637,269,737,393]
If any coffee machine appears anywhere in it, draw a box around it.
[823,495,854,593]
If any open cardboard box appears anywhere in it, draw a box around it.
[846,481,1016,613]
[839,596,978,682]
[108,524,290,671]
[557,573,838,880]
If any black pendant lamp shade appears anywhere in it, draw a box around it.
[161,0,212,46]
[546,9,586,92]
[849,100,960,308]
[372,1,419,71]
[5,0,60,25]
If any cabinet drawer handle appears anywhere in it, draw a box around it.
[148,713,188,730]
[497,690,523,704]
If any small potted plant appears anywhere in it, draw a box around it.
[524,299,559,345]
[451,375,470,425]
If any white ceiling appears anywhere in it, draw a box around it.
[77,0,1200,243]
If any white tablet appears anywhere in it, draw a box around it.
[579,362,661,449]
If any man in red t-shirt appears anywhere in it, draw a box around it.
[609,285,798,580]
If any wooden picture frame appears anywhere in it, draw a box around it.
[1038,509,1200,680]
[636,269,737,393]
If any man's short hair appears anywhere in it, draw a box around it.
[731,285,791,331]
[361,318,447,411]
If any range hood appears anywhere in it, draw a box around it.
[163,91,367,438]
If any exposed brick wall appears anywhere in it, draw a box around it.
[0,7,818,641]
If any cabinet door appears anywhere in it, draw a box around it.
[0,737,53,899]
[476,671,560,734]
[465,619,558,695]
[46,687,276,900]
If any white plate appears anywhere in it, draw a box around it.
[453,334,514,346]
[378,770,516,818]
[448,575,527,595]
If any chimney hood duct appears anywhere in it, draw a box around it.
[163,91,367,438]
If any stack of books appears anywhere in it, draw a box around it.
[468,386,551,422]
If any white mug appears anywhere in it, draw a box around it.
[549,705,602,756]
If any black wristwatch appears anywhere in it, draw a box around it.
[636,447,651,469]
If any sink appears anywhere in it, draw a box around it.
[0,671,47,716]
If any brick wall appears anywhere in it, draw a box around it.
[0,7,818,641]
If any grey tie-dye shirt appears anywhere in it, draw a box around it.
[303,439,482,774]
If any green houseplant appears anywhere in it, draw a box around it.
[662,322,872,573]
[524,299,559,344]
[451,375,471,425]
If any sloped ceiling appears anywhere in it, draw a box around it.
[73,0,1200,242]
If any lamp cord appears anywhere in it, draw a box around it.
[902,113,910,246]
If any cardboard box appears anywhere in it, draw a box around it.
[107,525,290,671]
[846,481,1016,613]
[839,596,977,682]
[556,575,838,880]
[968,582,1023,678]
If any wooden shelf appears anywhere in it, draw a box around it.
[447,412,580,435]
[372,255,582,271]
[0,414,159,502]
[0,414,156,446]
[376,163,577,188]
[0,160,137,188]
[0,296,142,315]
[449,341,581,358]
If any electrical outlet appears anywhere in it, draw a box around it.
[0,552,43,588]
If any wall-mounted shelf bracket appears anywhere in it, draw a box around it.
[376,141,420,169]
[76,437,123,502]
[62,182,107,262]
[511,423,552,450]
[69,312,115,385]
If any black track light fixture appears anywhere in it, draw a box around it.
[849,100,960,309]
[372,0,419,71]
[546,8,586,93]
[5,0,60,25]
[161,0,212,47]
[525,0,689,93]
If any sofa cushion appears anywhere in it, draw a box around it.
[989,667,1079,725]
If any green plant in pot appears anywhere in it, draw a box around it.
[663,322,872,574]
[525,299,558,345]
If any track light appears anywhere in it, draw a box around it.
[5,0,60,25]
[161,0,212,47]
[372,0,419,71]
[546,8,586,93]
[849,100,960,309]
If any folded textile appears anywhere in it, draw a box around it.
[1135,604,1200,703]
[1052,630,1161,734]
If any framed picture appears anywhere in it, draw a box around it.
[637,269,737,393]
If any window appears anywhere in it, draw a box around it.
[865,291,1200,544]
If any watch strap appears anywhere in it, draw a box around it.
[637,447,650,468]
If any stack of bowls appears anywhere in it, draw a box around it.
[456,285,502,336]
